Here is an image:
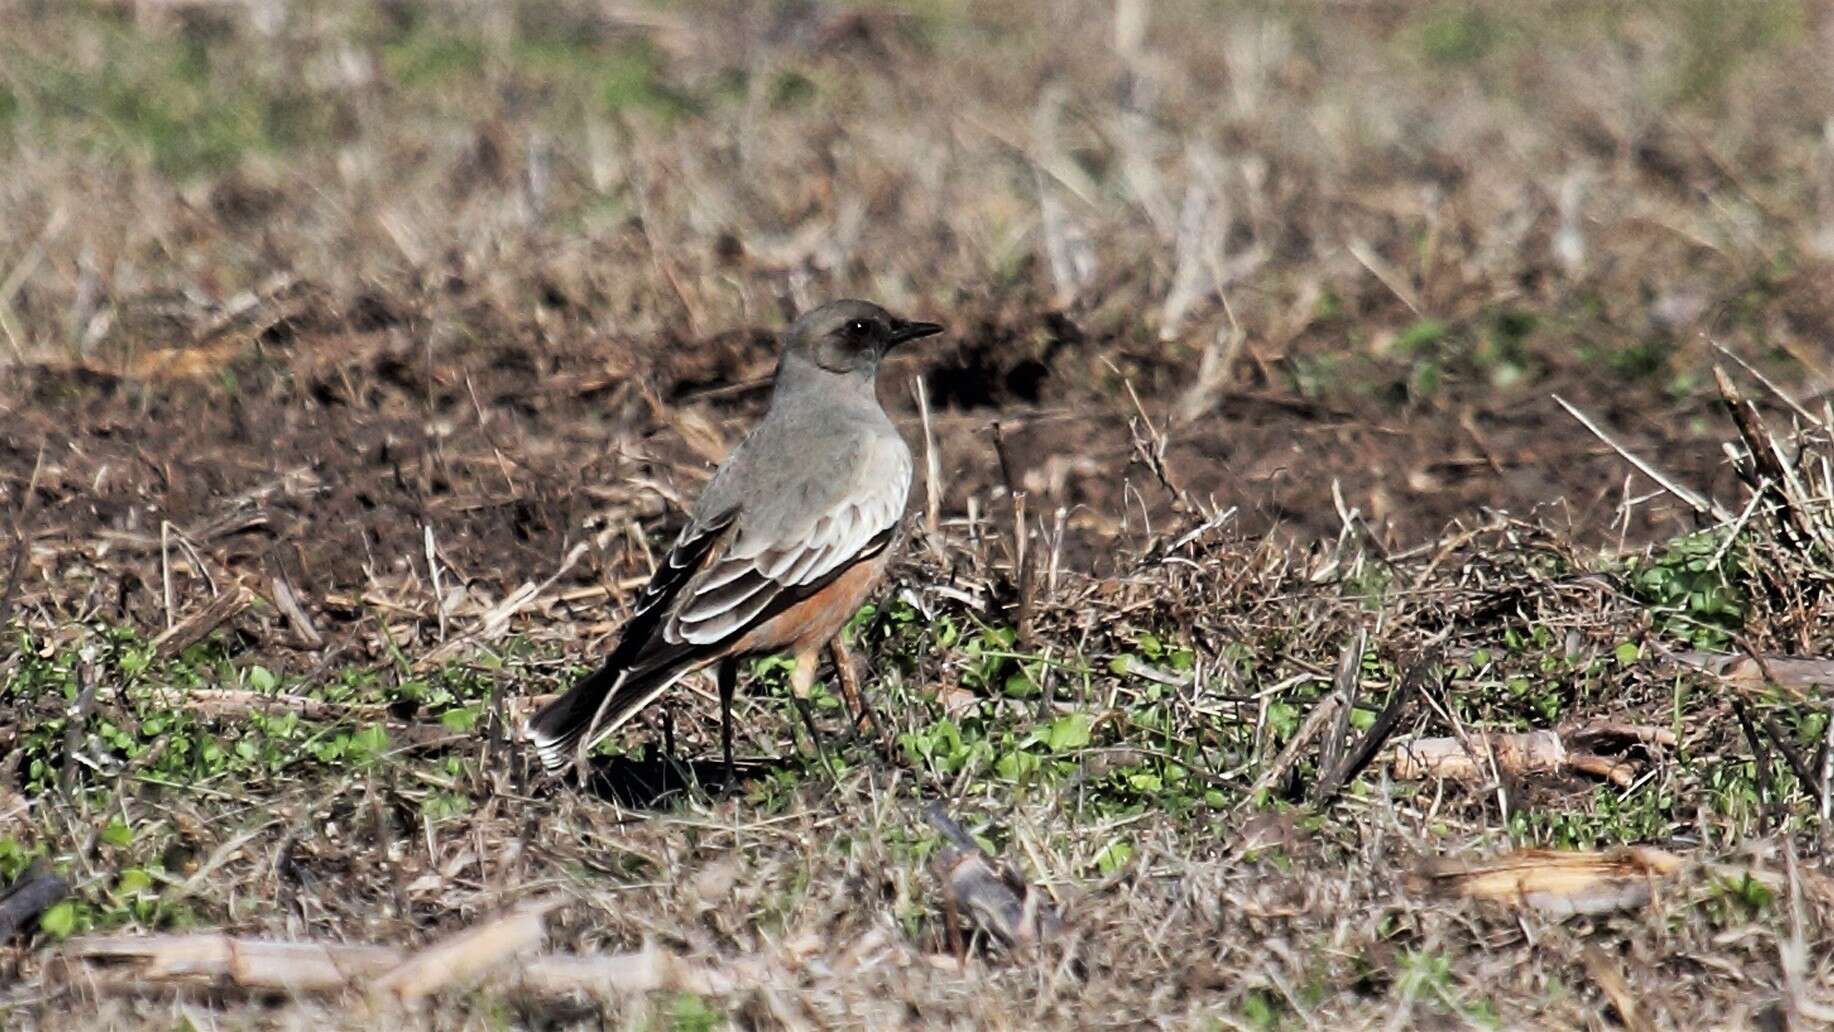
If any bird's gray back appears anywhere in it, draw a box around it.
[690,388,910,549]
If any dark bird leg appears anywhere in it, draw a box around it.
[718,658,738,786]
[789,650,840,781]
[791,697,840,783]
[660,706,689,794]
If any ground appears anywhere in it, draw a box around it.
[3,1,1834,1028]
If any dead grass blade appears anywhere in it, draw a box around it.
[150,585,254,659]
[1667,650,1834,700]
[1552,394,1734,523]
[1316,629,1366,789]
[1244,689,1342,803]
[67,934,401,992]
[415,543,588,670]
[57,656,98,798]
[1581,945,1659,1032]
[0,522,28,632]
[63,930,778,1003]
[515,945,764,998]
[1313,649,1432,805]
[1714,365,1834,557]
[268,571,323,649]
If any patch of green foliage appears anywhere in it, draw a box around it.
[3,627,493,796]
[381,33,488,88]
[1383,306,1545,406]
[853,603,1243,830]
[1413,6,1505,67]
[1507,782,1676,849]
[1627,531,1746,650]
[3,10,332,178]
[0,624,516,940]
[377,14,699,122]
[658,992,723,1032]
[1395,948,1501,1028]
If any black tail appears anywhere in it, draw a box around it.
[525,660,688,772]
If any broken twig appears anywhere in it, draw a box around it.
[371,898,557,1003]
[1393,723,1670,789]
[924,803,1061,951]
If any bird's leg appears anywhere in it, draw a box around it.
[718,659,737,787]
[829,636,895,761]
[659,706,690,794]
[828,636,867,731]
[789,650,839,779]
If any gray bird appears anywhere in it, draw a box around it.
[527,299,943,772]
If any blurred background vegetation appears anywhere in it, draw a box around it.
[4,1,1834,552]
[7,3,1834,1025]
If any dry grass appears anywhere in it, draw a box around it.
[5,0,1834,1028]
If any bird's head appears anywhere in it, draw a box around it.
[778,299,943,380]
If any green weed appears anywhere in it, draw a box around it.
[1628,531,1746,650]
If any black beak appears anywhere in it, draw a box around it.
[887,319,944,346]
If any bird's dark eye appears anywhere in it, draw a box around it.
[844,319,873,339]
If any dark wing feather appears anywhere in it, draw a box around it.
[524,507,737,768]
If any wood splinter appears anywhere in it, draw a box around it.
[1408,846,1683,916]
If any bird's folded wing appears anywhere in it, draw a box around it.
[664,456,910,647]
